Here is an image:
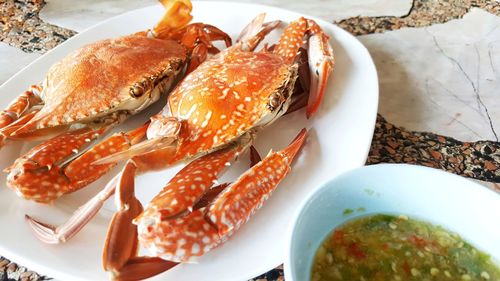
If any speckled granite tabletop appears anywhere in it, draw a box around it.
[0,0,499,280]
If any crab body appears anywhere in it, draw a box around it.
[160,48,298,161]
[17,36,185,136]
[15,36,187,134]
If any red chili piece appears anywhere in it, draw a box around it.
[331,230,344,245]
[347,242,366,259]
[409,234,428,249]
[402,261,411,276]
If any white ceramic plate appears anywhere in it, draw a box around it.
[0,2,378,280]
[285,164,500,281]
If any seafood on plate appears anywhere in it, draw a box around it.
[26,12,334,280]
[4,0,231,203]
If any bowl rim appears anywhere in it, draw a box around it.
[283,163,500,281]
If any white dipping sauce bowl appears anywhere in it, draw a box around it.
[284,164,500,281]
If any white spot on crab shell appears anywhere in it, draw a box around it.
[201,111,212,128]
[186,104,198,119]
[219,88,230,99]
[203,245,211,254]
[175,248,186,257]
[191,243,200,254]
[210,214,217,223]
[221,213,233,229]
[76,112,86,119]
[202,130,212,138]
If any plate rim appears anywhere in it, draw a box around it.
[0,1,379,280]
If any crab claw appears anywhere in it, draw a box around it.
[110,257,178,281]
[133,144,245,262]
[7,124,148,203]
[23,125,148,243]
[306,32,334,118]
[100,142,244,279]
[207,128,307,235]
[137,129,307,262]
[7,127,109,203]
[273,17,334,118]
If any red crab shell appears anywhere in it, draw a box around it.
[163,48,298,162]
[16,35,186,135]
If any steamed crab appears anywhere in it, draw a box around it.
[27,12,334,280]
[3,0,231,203]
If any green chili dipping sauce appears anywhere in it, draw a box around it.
[311,214,500,281]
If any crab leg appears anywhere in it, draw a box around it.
[161,22,232,74]
[235,13,281,52]
[26,173,120,244]
[148,0,232,73]
[136,129,307,263]
[151,0,194,39]
[274,18,334,118]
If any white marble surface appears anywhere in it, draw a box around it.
[360,8,500,142]
[39,0,413,32]
[39,0,157,32]
[0,43,40,85]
